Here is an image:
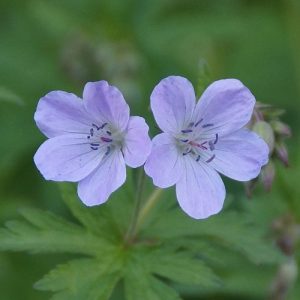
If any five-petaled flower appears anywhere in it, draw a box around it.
[145,76,269,219]
[34,81,151,206]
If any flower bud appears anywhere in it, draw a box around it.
[253,121,275,153]
[271,120,291,138]
[275,142,289,167]
[260,161,275,192]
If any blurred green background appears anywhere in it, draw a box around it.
[0,0,299,299]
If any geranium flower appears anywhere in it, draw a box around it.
[34,81,151,205]
[145,76,269,219]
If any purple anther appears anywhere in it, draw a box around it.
[181,129,193,133]
[183,149,192,156]
[200,141,208,150]
[188,122,194,127]
[90,143,99,147]
[214,133,219,144]
[90,128,94,136]
[180,139,189,143]
[90,146,98,150]
[106,131,112,136]
[194,118,203,127]
[202,123,214,128]
[92,123,100,130]
[196,155,201,162]
[87,136,90,139]
[100,123,108,129]
[101,137,113,143]
[206,154,216,163]
[209,141,215,151]
[105,146,111,156]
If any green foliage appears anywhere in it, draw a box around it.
[0,182,285,299]
[35,259,122,300]
[0,0,299,299]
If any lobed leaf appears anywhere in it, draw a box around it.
[35,257,122,300]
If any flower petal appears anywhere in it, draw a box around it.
[34,91,92,138]
[209,129,269,181]
[193,79,255,136]
[122,116,152,168]
[144,133,183,188]
[34,134,106,182]
[176,157,225,219]
[150,76,195,134]
[83,81,129,132]
[77,150,126,206]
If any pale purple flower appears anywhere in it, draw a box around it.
[34,81,151,206]
[145,76,269,219]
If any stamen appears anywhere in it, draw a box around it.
[202,123,214,128]
[90,128,94,136]
[196,155,201,162]
[200,141,208,150]
[106,131,112,136]
[188,122,194,127]
[209,141,215,151]
[214,133,219,144]
[188,141,208,150]
[92,123,100,130]
[181,129,193,133]
[90,143,100,147]
[105,146,111,156]
[101,137,113,143]
[90,146,98,150]
[206,154,216,163]
[87,136,90,139]
[100,123,108,129]
[194,118,203,127]
[182,149,192,156]
[180,139,189,143]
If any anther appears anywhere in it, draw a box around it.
[106,131,112,136]
[101,137,113,143]
[188,122,194,127]
[90,146,98,150]
[209,141,215,151]
[196,155,201,162]
[90,143,99,147]
[206,154,216,163]
[194,119,203,127]
[214,133,219,144]
[105,146,111,156]
[90,128,94,136]
[92,123,100,130]
[180,139,189,143]
[100,123,108,129]
[202,123,214,128]
[182,149,192,156]
[181,129,193,133]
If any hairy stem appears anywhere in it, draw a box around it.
[135,188,162,233]
[124,168,146,243]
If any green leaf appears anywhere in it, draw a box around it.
[35,257,122,300]
[60,180,134,240]
[0,207,113,256]
[146,249,220,288]
[124,244,219,300]
[124,263,182,300]
[142,210,283,265]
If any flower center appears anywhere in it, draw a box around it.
[87,122,122,156]
[176,119,218,164]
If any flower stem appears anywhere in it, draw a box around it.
[124,168,146,243]
[135,188,162,233]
